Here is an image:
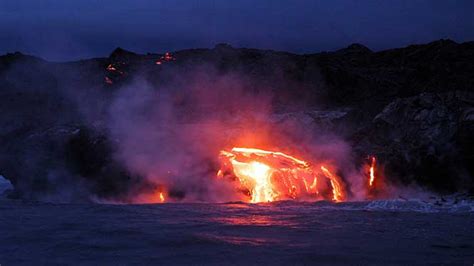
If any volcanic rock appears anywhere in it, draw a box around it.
[1,40,473,200]
[355,91,474,192]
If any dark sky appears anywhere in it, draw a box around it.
[1,0,473,61]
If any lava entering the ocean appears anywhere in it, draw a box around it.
[217,147,347,203]
[138,148,380,204]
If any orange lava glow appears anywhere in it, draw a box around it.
[369,156,376,187]
[218,147,346,203]
[104,76,113,85]
[320,166,344,202]
[105,62,126,76]
[155,52,176,65]
[106,64,117,71]
[159,192,165,203]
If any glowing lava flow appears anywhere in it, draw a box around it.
[369,156,376,187]
[159,192,165,203]
[218,147,345,203]
[320,166,344,202]
[235,161,273,202]
[155,52,176,65]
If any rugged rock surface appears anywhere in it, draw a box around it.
[0,39,473,200]
[354,91,474,192]
[0,125,148,201]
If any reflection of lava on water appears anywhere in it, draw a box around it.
[213,215,300,228]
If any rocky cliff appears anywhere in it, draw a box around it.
[1,39,473,201]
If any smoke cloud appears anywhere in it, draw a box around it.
[102,63,375,203]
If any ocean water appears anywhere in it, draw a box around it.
[0,199,473,265]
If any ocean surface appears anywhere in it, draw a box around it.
[0,197,473,265]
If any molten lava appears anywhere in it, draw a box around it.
[218,147,346,203]
[369,156,376,187]
[106,64,117,71]
[159,192,165,203]
[155,52,176,65]
[104,76,113,85]
[320,166,344,202]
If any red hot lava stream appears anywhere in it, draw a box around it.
[217,147,346,203]
[146,148,379,204]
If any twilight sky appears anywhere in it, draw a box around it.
[0,0,473,61]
